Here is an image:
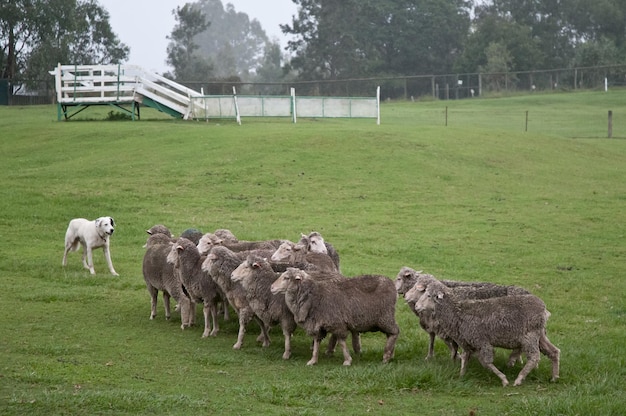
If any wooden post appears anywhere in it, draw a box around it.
[525,111,528,132]
[608,110,613,138]
[431,76,436,99]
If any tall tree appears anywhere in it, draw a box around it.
[455,8,543,74]
[165,3,212,81]
[471,0,575,70]
[193,0,276,79]
[281,0,471,80]
[0,0,129,81]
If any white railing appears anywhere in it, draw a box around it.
[51,63,203,119]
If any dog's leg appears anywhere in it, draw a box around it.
[62,243,71,266]
[84,245,96,275]
[103,242,119,276]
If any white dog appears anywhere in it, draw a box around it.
[62,216,119,276]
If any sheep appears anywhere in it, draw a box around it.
[201,245,271,349]
[270,240,338,272]
[299,231,340,271]
[411,279,560,386]
[146,224,173,238]
[167,237,222,338]
[180,228,203,245]
[396,266,529,361]
[230,254,298,359]
[142,233,194,329]
[214,229,238,244]
[270,267,399,366]
[197,232,282,255]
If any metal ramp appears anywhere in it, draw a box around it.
[51,63,202,120]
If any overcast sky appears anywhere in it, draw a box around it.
[98,0,298,74]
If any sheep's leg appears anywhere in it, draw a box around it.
[351,331,361,354]
[233,316,247,349]
[256,317,271,347]
[338,337,352,366]
[460,351,471,376]
[539,333,561,382]
[477,346,509,387]
[382,331,399,364]
[201,301,218,337]
[179,298,192,329]
[307,336,321,366]
[281,326,292,360]
[513,346,540,387]
[209,300,219,337]
[163,291,171,320]
[148,286,158,320]
[507,348,523,367]
[425,332,436,360]
[325,334,338,355]
[188,301,196,326]
[222,302,230,321]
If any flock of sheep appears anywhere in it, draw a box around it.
[142,225,560,387]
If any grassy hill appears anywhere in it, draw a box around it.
[0,90,624,415]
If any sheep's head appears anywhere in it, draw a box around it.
[271,267,307,294]
[415,281,447,313]
[395,266,420,295]
[307,231,328,254]
[166,242,181,268]
[197,233,219,255]
[270,241,295,263]
[146,224,172,237]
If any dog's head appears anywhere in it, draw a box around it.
[95,216,116,236]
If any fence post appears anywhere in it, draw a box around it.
[431,76,435,99]
[525,111,529,132]
[608,110,613,138]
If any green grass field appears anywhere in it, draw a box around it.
[1,90,625,415]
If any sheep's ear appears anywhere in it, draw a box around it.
[436,291,444,300]
[176,244,184,251]
[294,274,302,281]
[415,284,425,291]
[146,230,152,235]
[293,244,304,252]
[252,261,261,269]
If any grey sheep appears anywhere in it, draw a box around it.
[270,240,338,273]
[197,232,282,255]
[167,237,222,338]
[142,233,194,329]
[396,266,530,361]
[146,224,173,238]
[231,254,298,359]
[298,231,340,271]
[213,229,238,244]
[411,278,560,386]
[201,245,271,349]
[271,268,399,366]
[180,228,203,245]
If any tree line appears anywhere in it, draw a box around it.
[2,0,625,93]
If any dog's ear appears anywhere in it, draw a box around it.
[109,217,115,227]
